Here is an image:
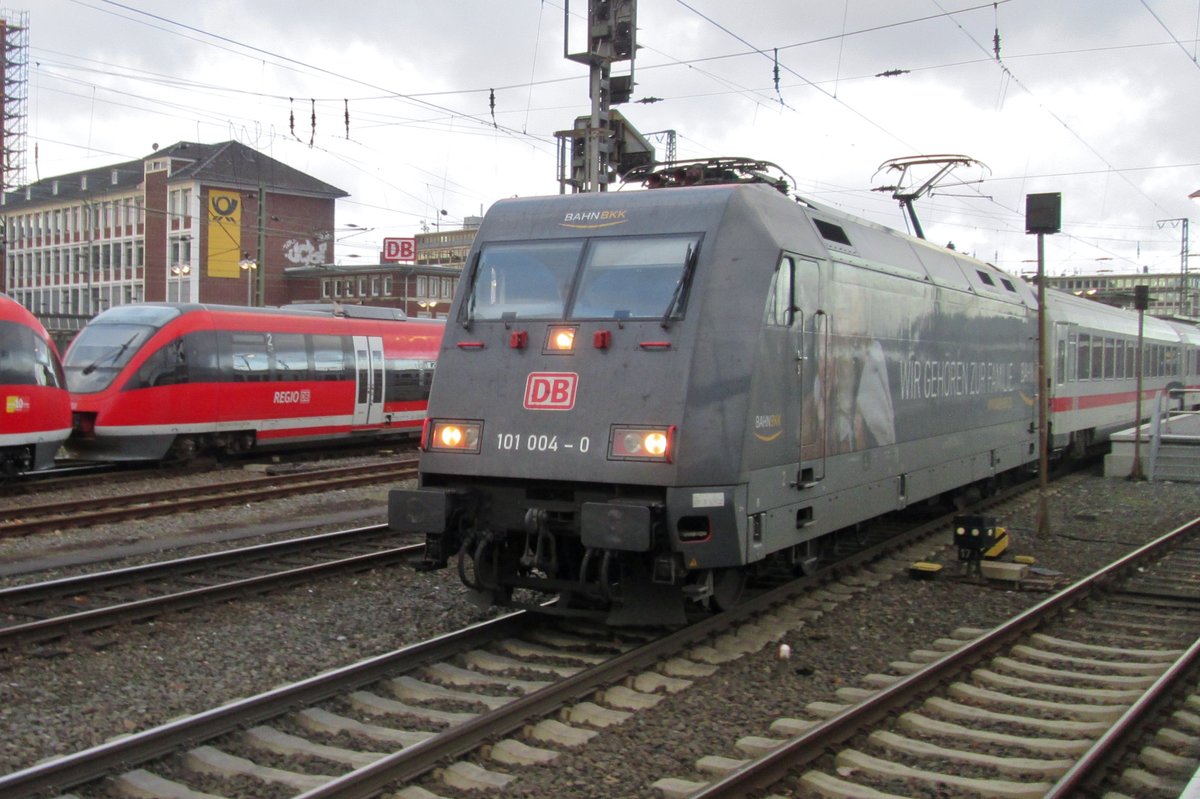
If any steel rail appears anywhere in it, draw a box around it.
[0,612,537,798]
[1044,632,1200,797]
[290,481,1046,799]
[0,525,420,649]
[0,461,416,537]
[688,515,1200,798]
[0,473,1058,798]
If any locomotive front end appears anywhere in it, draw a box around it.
[390,189,749,625]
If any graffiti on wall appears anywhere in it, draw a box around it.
[283,239,329,266]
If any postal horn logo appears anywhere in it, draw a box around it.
[211,195,239,220]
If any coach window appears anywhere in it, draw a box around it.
[1090,334,1103,381]
[387,358,432,402]
[184,331,219,382]
[1116,338,1125,379]
[1103,338,1115,379]
[312,335,347,380]
[135,338,188,389]
[228,332,270,381]
[1066,332,1077,382]
[1125,341,1135,379]
[1077,334,1091,380]
[271,333,309,381]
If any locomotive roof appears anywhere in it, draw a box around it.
[481,182,1034,307]
[87,302,422,324]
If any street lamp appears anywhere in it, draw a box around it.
[170,263,191,303]
[239,255,257,306]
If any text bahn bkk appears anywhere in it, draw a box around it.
[64,303,443,461]
[389,158,1200,625]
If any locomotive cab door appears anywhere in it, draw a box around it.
[793,257,825,485]
[352,335,386,427]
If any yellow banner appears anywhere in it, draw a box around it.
[207,189,242,278]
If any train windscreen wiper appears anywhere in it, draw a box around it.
[660,243,699,330]
[81,333,137,376]
[458,251,481,330]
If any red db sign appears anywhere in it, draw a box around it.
[382,237,417,262]
[524,372,578,411]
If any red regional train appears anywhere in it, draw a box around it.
[63,303,443,461]
[0,293,72,474]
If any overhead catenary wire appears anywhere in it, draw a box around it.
[27,0,1200,273]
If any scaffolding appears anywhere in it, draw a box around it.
[1,8,29,191]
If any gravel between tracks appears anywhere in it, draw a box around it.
[0,464,1196,798]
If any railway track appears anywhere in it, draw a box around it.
[0,459,417,538]
[0,525,421,651]
[670,515,1200,799]
[0,478,1044,799]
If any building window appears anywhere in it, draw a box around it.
[321,279,331,299]
[383,277,393,296]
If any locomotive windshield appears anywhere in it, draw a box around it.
[64,306,182,393]
[465,234,700,322]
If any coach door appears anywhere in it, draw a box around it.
[352,335,386,427]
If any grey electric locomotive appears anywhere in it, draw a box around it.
[390,159,1047,624]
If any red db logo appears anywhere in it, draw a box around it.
[524,372,578,411]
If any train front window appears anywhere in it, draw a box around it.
[64,323,157,393]
[570,235,699,320]
[0,321,63,388]
[468,241,583,320]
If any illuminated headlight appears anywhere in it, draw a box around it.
[545,325,577,353]
[425,419,482,453]
[609,425,675,462]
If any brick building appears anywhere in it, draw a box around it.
[2,140,347,343]
[281,217,479,318]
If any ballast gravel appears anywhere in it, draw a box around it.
[0,463,1196,799]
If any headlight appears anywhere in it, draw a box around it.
[545,325,577,353]
[609,425,674,462]
[424,419,482,453]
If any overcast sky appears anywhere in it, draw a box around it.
[20,0,1200,277]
